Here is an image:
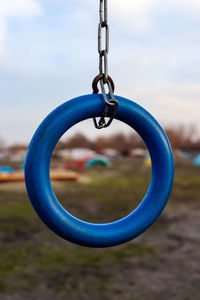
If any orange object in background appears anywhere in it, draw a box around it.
[0,171,78,183]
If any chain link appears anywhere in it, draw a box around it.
[92,0,118,129]
[99,0,107,25]
[98,0,109,83]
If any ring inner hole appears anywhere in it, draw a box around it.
[51,119,151,223]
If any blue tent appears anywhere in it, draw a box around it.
[193,154,200,166]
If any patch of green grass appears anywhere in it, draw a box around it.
[0,202,35,218]
[0,216,39,238]
[81,282,110,296]
[0,203,40,239]
[0,280,6,292]
[0,242,156,273]
[172,176,200,202]
[0,159,199,296]
[0,241,155,292]
[55,170,151,223]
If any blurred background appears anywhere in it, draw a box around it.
[0,1,200,299]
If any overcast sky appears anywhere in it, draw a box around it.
[0,0,200,145]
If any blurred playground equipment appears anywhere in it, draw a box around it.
[0,167,14,174]
[130,148,147,157]
[64,155,111,172]
[183,152,192,159]
[85,156,111,168]
[0,169,78,183]
[193,154,200,166]
[144,156,151,168]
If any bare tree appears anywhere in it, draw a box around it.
[127,133,145,150]
[165,125,197,151]
[0,137,5,151]
[50,125,200,153]
[65,133,92,149]
[108,133,127,152]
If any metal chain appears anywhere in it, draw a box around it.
[98,0,109,83]
[92,0,118,130]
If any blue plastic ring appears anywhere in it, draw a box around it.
[25,94,174,248]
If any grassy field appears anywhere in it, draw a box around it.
[0,158,199,300]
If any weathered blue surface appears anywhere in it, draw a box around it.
[25,94,174,248]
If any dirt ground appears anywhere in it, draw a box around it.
[0,158,199,300]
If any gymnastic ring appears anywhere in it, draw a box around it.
[25,94,174,248]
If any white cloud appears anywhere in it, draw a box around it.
[110,0,156,33]
[1,0,200,143]
[0,0,42,56]
[0,0,42,17]
[155,95,200,129]
[129,83,200,132]
[83,0,200,34]
[84,0,156,33]
[109,0,200,17]
[177,0,200,11]
[0,18,5,55]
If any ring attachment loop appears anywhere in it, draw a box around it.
[93,99,119,129]
[92,73,115,94]
[92,74,118,129]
